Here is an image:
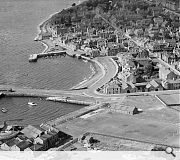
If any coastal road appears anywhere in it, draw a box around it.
[83,57,118,97]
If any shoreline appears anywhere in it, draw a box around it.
[70,60,98,90]
[34,1,99,91]
[39,40,49,53]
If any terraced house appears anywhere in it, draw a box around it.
[158,0,180,11]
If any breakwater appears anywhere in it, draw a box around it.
[0,85,96,106]
[46,97,94,105]
[28,47,89,62]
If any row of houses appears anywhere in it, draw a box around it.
[101,78,164,94]
[158,0,180,11]
[0,125,72,151]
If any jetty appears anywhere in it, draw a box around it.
[46,96,94,105]
[29,54,38,62]
[28,50,66,62]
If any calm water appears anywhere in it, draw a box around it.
[0,97,84,126]
[0,0,92,90]
[0,0,90,125]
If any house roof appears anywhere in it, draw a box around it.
[4,138,20,147]
[21,125,43,139]
[48,130,57,136]
[16,140,32,150]
[160,67,171,76]
[121,81,128,90]
[107,83,120,89]
[41,133,52,139]
[134,82,148,86]
[146,80,159,88]
[29,144,43,151]
[166,79,180,84]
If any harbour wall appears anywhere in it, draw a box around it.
[29,49,89,62]
[1,89,95,106]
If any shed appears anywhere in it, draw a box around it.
[110,103,141,115]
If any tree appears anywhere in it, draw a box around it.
[144,63,153,77]
[72,3,76,7]
[135,68,144,76]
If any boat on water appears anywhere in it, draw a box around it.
[1,108,8,113]
[0,131,19,141]
[28,102,37,106]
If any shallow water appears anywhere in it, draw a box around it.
[0,97,85,126]
[0,0,90,125]
[0,0,92,90]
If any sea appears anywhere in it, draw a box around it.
[0,0,91,125]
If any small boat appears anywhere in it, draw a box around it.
[1,108,8,113]
[28,102,37,106]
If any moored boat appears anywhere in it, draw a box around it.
[1,108,8,113]
[28,102,37,106]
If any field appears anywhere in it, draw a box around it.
[56,95,180,149]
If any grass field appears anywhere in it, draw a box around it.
[56,95,180,149]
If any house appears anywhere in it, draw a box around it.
[90,49,100,58]
[20,125,44,139]
[68,42,79,51]
[146,80,163,91]
[48,130,60,146]
[12,140,32,151]
[1,138,20,151]
[56,130,73,146]
[41,32,52,40]
[161,0,180,11]
[153,16,164,26]
[162,79,180,90]
[135,49,149,59]
[134,28,144,37]
[34,134,51,151]
[52,26,68,37]
[159,65,178,80]
[103,79,136,94]
[134,82,148,92]
[148,6,163,16]
[103,81,121,94]
[25,144,43,151]
[16,134,30,142]
[161,52,176,64]
[120,81,136,93]
[97,39,107,48]
[100,46,108,56]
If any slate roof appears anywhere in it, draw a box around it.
[21,125,43,139]
[4,138,20,147]
[16,140,32,150]
[29,144,43,151]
